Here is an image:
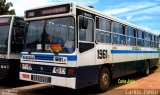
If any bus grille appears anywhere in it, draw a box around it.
[31,75,51,83]
[32,65,53,73]
[0,59,8,64]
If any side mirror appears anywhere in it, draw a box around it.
[79,16,88,29]
[14,20,25,27]
[12,26,24,44]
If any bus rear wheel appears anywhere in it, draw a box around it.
[143,61,150,76]
[97,67,110,92]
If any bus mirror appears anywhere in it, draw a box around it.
[79,16,88,29]
[14,20,25,27]
[82,17,88,29]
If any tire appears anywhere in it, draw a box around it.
[143,61,150,76]
[97,67,110,92]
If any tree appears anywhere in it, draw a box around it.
[0,0,15,15]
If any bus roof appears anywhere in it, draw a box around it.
[0,15,23,18]
[75,2,158,35]
[25,2,159,35]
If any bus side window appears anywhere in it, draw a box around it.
[79,16,94,53]
[11,18,25,53]
[112,22,125,45]
[96,17,111,44]
[137,30,144,46]
[126,26,136,46]
[155,35,159,48]
[79,16,93,42]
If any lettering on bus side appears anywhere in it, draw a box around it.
[97,49,108,59]
[132,47,141,50]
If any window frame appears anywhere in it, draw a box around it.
[137,30,145,47]
[112,21,126,45]
[96,17,111,32]
[78,15,94,43]
[144,32,151,47]
[95,16,112,44]
[126,26,137,46]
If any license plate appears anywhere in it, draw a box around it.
[31,75,51,83]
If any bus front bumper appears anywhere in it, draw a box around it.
[20,72,76,89]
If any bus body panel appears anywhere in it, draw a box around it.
[126,46,137,62]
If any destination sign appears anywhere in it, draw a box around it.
[0,17,11,25]
[26,4,70,18]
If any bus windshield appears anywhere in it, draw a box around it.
[0,25,10,54]
[24,17,75,53]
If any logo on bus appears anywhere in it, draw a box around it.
[53,56,67,63]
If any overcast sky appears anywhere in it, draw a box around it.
[6,0,160,35]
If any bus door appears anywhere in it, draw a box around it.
[77,15,97,88]
[78,16,95,67]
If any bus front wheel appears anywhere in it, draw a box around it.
[97,67,110,92]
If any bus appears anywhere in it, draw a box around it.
[0,15,25,79]
[20,2,159,92]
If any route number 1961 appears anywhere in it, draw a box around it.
[97,49,108,59]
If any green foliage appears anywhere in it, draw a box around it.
[0,0,15,15]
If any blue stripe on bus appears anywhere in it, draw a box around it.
[21,53,77,61]
[111,50,159,54]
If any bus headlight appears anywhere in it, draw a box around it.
[0,65,9,69]
[0,55,5,59]
[53,67,66,74]
[22,64,32,70]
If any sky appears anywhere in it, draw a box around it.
[6,0,160,35]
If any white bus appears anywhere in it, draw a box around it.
[20,2,159,92]
[0,15,25,79]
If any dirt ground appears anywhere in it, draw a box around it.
[100,66,160,95]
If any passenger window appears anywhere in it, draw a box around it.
[126,26,135,37]
[96,17,111,44]
[138,30,143,39]
[127,37,136,46]
[145,32,151,47]
[113,22,124,34]
[137,30,145,46]
[112,22,125,45]
[155,36,159,48]
[137,39,144,46]
[96,31,111,43]
[79,16,94,42]
[96,17,111,31]
[113,34,126,45]
[126,26,136,46]
[79,16,94,53]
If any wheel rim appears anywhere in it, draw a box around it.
[101,73,109,87]
[146,65,149,74]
